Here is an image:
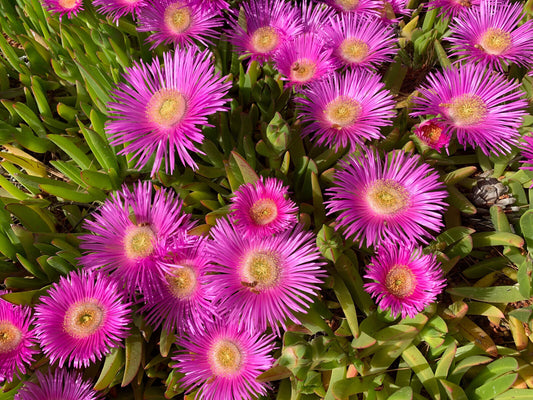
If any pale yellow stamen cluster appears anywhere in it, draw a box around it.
[63,301,105,339]
[340,38,369,64]
[251,27,280,54]
[124,225,156,260]
[165,265,198,299]
[209,339,243,376]
[241,250,281,291]
[249,198,278,226]
[146,89,188,128]
[385,265,417,298]
[478,28,512,55]
[324,96,362,129]
[366,179,410,216]
[164,2,192,34]
[289,59,318,83]
[0,322,22,354]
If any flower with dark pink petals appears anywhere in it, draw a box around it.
[16,369,97,400]
[364,242,446,318]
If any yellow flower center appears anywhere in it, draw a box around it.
[385,265,417,298]
[209,339,243,376]
[249,198,278,226]
[64,300,105,339]
[242,250,281,291]
[146,88,188,128]
[324,96,362,129]
[335,0,360,11]
[251,26,280,54]
[366,179,410,216]
[289,59,318,83]
[124,225,156,260]
[444,94,487,126]
[165,265,197,299]
[58,0,78,8]
[479,28,511,55]
[0,321,22,354]
[339,38,369,64]
[164,2,192,34]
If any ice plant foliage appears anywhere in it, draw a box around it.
[80,181,194,296]
[173,322,276,400]
[414,119,451,151]
[208,219,325,334]
[447,0,533,71]
[228,0,303,62]
[34,270,131,368]
[325,13,397,69]
[326,149,447,247]
[106,48,230,174]
[137,0,222,49]
[0,300,36,382]
[140,236,218,333]
[15,369,97,400]
[42,0,83,18]
[93,0,148,21]
[274,34,335,88]
[230,177,298,237]
[411,64,528,155]
[297,69,395,150]
[364,243,446,318]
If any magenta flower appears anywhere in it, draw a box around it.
[227,0,303,62]
[274,34,335,88]
[42,0,83,18]
[0,300,36,382]
[34,269,131,368]
[15,369,97,400]
[325,13,397,69]
[364,242,446,318]
[411,64,528,155]
[137,0,222,49]
[80,181,195,296]
[325,0,380,15]
[300,0,335,36]
[447,0,533,71]
[92,0,147,21]
[140,236,218,334]
[297,70,395,150]
[208,219,325,335]
[427,0,480,18]
[414,119,451,151]
[106,49,230,174]
[326,148,448,247]
[173,322,276,400]
[230,177,298,236]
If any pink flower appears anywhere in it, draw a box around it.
[414,119,451,151]
[227,0,303,62]
[447,0,533,71]
[34,269,131,368]
[411,64,528,155]
[80,181,195,296]
[325,12,397,70]
[173,322,276,400]
[326,148,448,247]
[364,242,446,318]
[0,299,36,382]
[137,0,222,49]
[208,219,325,335]
[297,70,395,150]
[106,49,230,174]
[230,177,298,237]
[274,33,335,88]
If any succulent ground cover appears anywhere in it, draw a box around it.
[0,0,533,399]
